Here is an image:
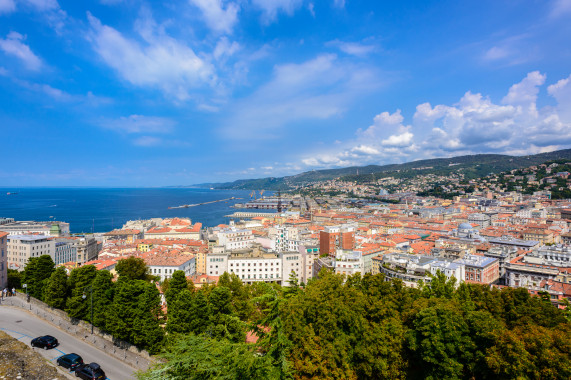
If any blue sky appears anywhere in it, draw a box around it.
[1,0,571,186]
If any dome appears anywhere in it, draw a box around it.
[458,223,473,230]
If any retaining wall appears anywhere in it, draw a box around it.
[0,292,154,371]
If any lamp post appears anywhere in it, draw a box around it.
[82,286,94,334]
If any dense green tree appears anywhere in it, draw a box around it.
[7,269,22,289]
[91,270,114,329]
[218,272,253,320]
[66,265,97,320]
[132,281,165,353]
[115,257,149,281]
[165,270,188,306]
[43,266,68,309]
[136,271,571,380]
[420,270,456,299]
[106,279,164,353]
[137,334,279,380]
[106,279,145,343]
[167,289,194,335]
[189,290,209,335]
[22,255,55,300]
[208,286,232,316]
[406,299,475,379]
[207,286,245,342]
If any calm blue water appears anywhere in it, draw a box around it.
[0,188,254,233]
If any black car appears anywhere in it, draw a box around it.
[56,353,84,371]
[75,362,106,380]
[30,335,58,349]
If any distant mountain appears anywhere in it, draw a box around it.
[195,149,571,190]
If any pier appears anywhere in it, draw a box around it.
[225,211,278,218]
[168,197,241,209]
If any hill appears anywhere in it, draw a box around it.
[199,149,571,190]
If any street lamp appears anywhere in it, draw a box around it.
[82,286,94,334]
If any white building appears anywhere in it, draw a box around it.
[145,254,196,281]
[206,244,308,286]
[7,235,56,270]
[217,227,255,251]
[333,250,363,277]
[270,225,300,253]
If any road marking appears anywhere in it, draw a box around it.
[0,327,32,338]
[1,319,119,379]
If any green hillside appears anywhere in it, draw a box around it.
[201,149,571,190]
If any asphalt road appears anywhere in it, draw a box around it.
[0,306,136,380]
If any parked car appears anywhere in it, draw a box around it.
[75,362,106,380]
[56,353,84,371]
[30,335,58,349]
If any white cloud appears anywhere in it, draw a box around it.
[87,12,215,101]
[252,0,303,22]
[213,37,240,61]
[188,0,239,34]
[351,145,380,155]
[296,71,571,170]
[483,46,510,61]
[502,70,545,117]
[0,31,42,71]
[382,129,414,147]
[98,115,176,134]
[220,54,381,140]
[547,74,571,122]
[0,0,16,14]
[328,39,377,56]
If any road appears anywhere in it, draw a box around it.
[0,306,136,380]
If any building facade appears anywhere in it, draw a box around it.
[0,232,7,289]
[7,235,56,270]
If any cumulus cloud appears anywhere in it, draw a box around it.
[548,74,571,122]
[0,0,16,14]
[188,0,239,34]
[298,71,571,170]
[87,12,215,101]
[0,31,42,70]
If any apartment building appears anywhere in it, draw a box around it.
[7,235,56,270]
[217,227,255,251]
[145,253,196,281]
[205,244,306,286]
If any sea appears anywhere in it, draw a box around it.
[0,188,255,234]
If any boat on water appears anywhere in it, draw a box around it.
[6,192,18,195]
